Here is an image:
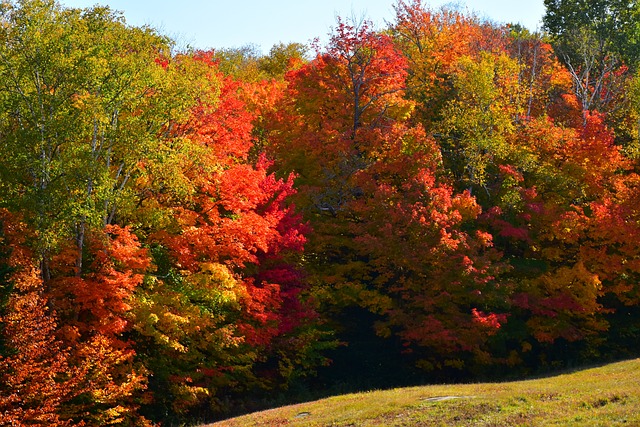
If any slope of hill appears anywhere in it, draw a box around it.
[208,358,640,426]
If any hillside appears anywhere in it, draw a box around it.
[209,358,640,426]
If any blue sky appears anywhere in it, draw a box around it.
[59,0,546,53]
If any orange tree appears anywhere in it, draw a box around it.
[128,52,326,423]
[266,18,509,377]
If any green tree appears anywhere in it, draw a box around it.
[0,0,210,280]
[212,44,264,81]
[543,0,640,120]
[436,52,524,197]
[258,42,308,79]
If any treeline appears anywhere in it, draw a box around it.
[1,0,640,425]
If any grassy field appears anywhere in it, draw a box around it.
[207,358,640,426]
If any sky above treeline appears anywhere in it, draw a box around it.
[59,0,546,53]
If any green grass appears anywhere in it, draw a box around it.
[206,358,640,426]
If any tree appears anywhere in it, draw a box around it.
[507,26,578,123]
[258,42,308,79]
[392,0,506,126]
[0,0,208,281]
[543,0,640,123]
[543,0,640,67]
[436,51,524,196]
[479,110,633,367]
[0,210,81,427]
[271,18,410,215]
[212,44,264,81]
[43,225,151,425]
[345,127,508,370]
[130,54,322,422]
[267,17,508,374]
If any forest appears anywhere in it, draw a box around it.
[1,0,640,425]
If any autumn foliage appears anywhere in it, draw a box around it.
[2,0,640,424]
[0,210,80,427]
